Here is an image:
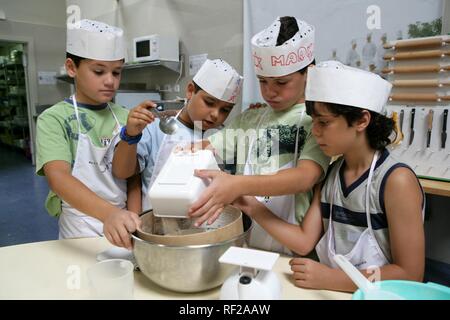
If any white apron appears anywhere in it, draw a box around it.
[142,110,194,211]
[315,151,390,270]
[244,108,304,255]
[59,95,127,238]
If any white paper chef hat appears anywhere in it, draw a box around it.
[193,59,243,104]
[66,19,125,61]
[251,17,315,77]
[305,60,392,114]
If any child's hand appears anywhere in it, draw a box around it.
[289,258,332,290]
[125,100,157,136]
[188,170,241,226]
[232,196,258,217]
[103,209,142,250]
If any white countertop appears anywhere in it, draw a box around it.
[0,237,351,300]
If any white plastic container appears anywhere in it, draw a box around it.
[148,150,220,218]
[87,259,134,300]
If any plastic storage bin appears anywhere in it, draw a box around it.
[353,280,450,300]
[148,150,220,218]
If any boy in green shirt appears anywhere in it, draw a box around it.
[36,20,145,249]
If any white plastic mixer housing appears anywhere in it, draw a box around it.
[219,246,282,300]
[148,150,220,218]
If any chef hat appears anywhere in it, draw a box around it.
[193,59,243,104]
[66,19,125,61]
[305,60,392,114]
[251,17,314,77]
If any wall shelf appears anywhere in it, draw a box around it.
[419,178,450,197]
[0,60,29,152]
[56,60,182,85]
[123,60,181,74]
[56,74,73,84]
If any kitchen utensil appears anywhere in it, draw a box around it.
[87,259,134,300]
[96,246,134,262]
[383,49,450,61]
[333,254,404,300]
[353,280,450,300]
[219,247,282,300]
[151,105,178,135]
[382,64,450,74]
[409,108,416,145]
[393,79,450,87]
[442,110,448,149]
[148,149,220,218]
[399,109,405,146]
[383,36,450,49]
[136,206,243,246]
[390,93,450,102]
[132,212,252,293]
[399,109,404,131]
[426,109,434,148]
[391,111,403,145]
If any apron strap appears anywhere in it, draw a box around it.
[328,151,380,252]
[107,103,121,129]
[365,150,379,233]
[71,95,82,134]
[72,95,122,134]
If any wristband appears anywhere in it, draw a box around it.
[120,126,142,145]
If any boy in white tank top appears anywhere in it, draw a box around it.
[235,61,425,292]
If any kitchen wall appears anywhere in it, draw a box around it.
[65,0,244,121]
[0,0,70,107]
[2,0,447,275]
[443,0,450,34]
[0,20,70,107]
[0,0,72,164]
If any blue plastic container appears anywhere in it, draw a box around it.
[352,280,450,300]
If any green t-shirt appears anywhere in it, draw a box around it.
[208,103,330,223]
[35,99,129,216]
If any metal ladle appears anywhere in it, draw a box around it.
[151,105,179,135]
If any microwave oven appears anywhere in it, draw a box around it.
[133,34,179,63]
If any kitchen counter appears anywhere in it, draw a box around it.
[0,237,351,300]
[419,178,450,197]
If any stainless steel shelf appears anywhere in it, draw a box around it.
[123,60,181,74]
[56,74,73,84]
[57,60,181,85]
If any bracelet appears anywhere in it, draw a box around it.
[120,126,142,145]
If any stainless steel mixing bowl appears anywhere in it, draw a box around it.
[132,213,252,293]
